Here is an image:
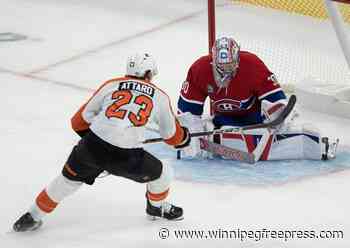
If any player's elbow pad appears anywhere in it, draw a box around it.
[174,126,191,149]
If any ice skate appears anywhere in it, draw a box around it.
[321,137,339,160]
[13,212,43,232]
[146,198,184,221]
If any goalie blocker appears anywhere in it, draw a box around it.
[177,96,339,162]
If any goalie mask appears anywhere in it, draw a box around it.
[212,37,240,88]
[126,53,158,79]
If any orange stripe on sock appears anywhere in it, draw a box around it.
[147,189,169,202]
[36,190,58,213]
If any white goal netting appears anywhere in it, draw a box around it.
[214,0,350,88]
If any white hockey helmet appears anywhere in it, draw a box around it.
[212,37,240,87]
[126,53,158,79]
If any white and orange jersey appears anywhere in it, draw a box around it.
[71,76,184,148]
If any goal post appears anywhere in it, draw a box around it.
[325,0,350,69]
[208,0,216,55]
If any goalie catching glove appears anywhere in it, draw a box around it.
[174,126,191,149]
[261,99,299,132]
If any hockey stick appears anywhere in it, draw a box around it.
[199,128,273,164]
[199,138,256,164]
[143,95,296,144]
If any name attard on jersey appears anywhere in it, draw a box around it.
[118,81,155,97]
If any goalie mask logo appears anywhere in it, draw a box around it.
[213,99,242,112]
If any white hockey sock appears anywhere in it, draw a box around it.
[29,173,83,220]
[147,163,173,207]
[29,203,47,221]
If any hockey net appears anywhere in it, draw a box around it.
[233,0,350,22]
[210,0,350,92]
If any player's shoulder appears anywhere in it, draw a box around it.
[240,51,271,75]
[240,51,265,65]
[190,55,211,70]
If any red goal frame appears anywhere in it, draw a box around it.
[208,0,216,55]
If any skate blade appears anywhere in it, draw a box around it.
[146,214,184,221]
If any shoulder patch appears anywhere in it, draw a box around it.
[181,81,190,94]
[267,74,279,86]
[207,84,214,94]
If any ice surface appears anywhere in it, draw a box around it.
[145,141,350,186]
[1,0,349,247]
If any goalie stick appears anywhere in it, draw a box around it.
[199,138,256,164]
[199,128,273,164]
[143,95,297,144]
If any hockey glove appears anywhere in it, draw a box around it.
[174,126,191,149]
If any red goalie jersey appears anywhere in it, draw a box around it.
[178,51,287,127]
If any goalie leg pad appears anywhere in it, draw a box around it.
[218,124,324,160]
[268,123,322,160]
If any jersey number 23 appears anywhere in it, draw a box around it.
[105,90,153,127]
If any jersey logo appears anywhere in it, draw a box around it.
[213,99,242,112]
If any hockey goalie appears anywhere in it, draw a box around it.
[177,37,338,162]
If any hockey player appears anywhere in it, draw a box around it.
[177,37,338,161]
[13,53,190,232]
